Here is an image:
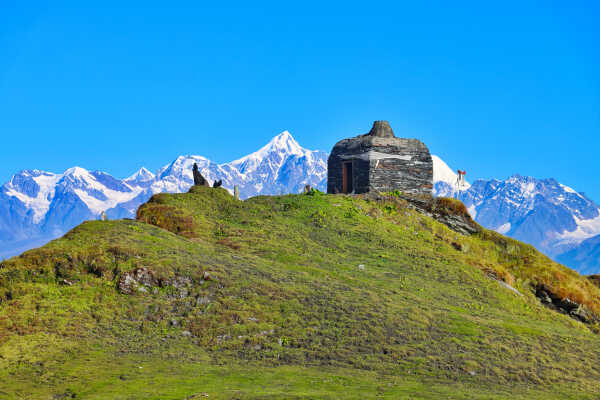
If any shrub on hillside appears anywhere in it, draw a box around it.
[136,203,196,238]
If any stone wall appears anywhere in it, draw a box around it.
[327,156,370,194]
[367,137,433,194]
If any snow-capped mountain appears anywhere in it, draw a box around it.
[225,131,328,197]
[143,131,328,199]
[0,131,327,259]
[125,167,156,188]
[462,177,599,255]
[450,176,600,258]
[431,162,600,272]
[0,167,148,258]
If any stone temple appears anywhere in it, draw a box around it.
[327,121,433,195]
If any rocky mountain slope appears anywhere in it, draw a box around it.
[2,186,600,398]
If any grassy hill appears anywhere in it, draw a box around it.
[2,186,600,399]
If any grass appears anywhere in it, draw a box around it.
[1,186,600,398]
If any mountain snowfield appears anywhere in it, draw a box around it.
[1,131,599,272]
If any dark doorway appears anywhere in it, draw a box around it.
[342,162,353,193]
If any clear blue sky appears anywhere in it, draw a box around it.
[1,2,599,200]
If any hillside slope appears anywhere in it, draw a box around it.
[1,187,600,399]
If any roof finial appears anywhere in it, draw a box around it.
[368,121,394,138]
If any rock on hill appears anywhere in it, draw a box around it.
[1,187,600,398]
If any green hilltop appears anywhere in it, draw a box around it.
[2,186,600,399]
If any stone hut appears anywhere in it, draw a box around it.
[327,121,433,195]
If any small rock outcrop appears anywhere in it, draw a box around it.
[192,163,210,186]
[535,283,598,323]
[366,192,480,236]
[118,267,157,294]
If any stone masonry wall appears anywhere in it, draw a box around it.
[367,137,433,194]
[327,156,369,193]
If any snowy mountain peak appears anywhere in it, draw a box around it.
[11,169,50,179]
[126,167,155,183]
[63,166,90,177]
[266,130,302,153]
[176,155,209,162]
[229,131,304,173]
[156,155,212,181]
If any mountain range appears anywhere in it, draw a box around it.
[1,131,599,273]
[0,132,327,259]
[433,159,600,273]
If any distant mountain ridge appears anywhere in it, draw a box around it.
[432,161,600,271]
[558,234,600,275]
[1,132,599,273]
[0,131,327,259]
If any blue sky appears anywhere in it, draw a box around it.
[1,2,599,200]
